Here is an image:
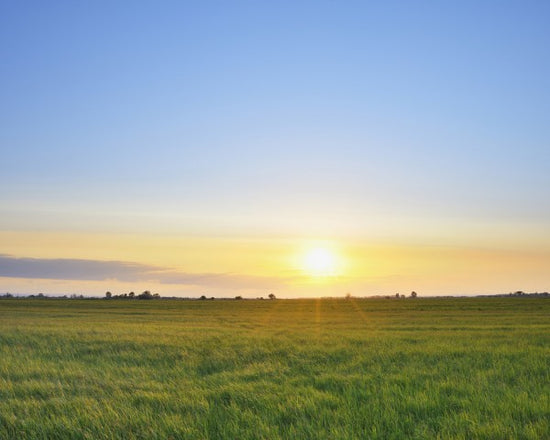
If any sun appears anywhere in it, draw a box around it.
[303,247,339,277]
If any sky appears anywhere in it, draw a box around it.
[1,1,549,298]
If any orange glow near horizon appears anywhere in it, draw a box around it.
[1,230,549,298]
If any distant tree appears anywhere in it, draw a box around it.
[235,296,243,300]
[153,293,160,299]
[410,291,417,298]
[105,291,112,299]
[395,293,400,299]
[345,292,352,300]
[268,293,276,300]
[199,295,207,300]
[138,290,153,299]
[128,291,135,299]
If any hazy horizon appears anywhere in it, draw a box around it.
[2,1,549,298]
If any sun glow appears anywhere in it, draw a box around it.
[303,247,340,277]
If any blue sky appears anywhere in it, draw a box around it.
[1,1,549,296]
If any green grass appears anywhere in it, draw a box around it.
[0,297,548,439]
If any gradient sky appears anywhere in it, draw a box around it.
[1,1,549,297]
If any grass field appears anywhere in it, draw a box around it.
[0,297,548,439]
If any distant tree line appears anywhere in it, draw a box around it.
[477,291,550,298]
[104,291,160,300]
[3,291,548,300]
[0,292,279,300]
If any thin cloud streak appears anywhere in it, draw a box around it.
[0,255,288,289]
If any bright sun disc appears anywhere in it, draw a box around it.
[303,247,338,277]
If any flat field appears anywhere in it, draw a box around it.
[0,297,548,439]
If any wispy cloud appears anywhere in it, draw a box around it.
[0,255,287,289]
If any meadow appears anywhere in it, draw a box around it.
[0,297,548,439]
